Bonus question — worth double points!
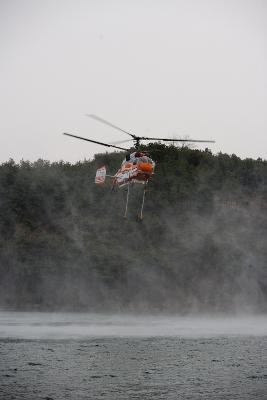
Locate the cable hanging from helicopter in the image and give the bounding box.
[63,115,215,220]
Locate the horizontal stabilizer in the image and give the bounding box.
[95,166,106,185]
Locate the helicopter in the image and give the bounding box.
[63,115,215,220]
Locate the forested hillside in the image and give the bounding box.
[1,144,267,313]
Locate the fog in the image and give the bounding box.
[55,196,267,314]
[1,153,267,314]
[1,312,267,339]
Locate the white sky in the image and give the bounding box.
[0,0,266,163]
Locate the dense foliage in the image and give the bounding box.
[1,144,267,313]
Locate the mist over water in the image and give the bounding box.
[1,312,267,339]
[1,312,267,400]
[2,197,267,314]
[1,151,267,315]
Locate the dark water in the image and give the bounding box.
[0,312,267,400]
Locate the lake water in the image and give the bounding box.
[0,312,267,399]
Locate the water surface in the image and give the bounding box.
[0,312,267,399]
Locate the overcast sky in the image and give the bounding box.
[0,0,266,163]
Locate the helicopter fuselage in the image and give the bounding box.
[112,154,155,187]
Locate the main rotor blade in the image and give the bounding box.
[110,139,133,145]
[139,137,215,143]
[63,133,129,151]
[86,114,136,138]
